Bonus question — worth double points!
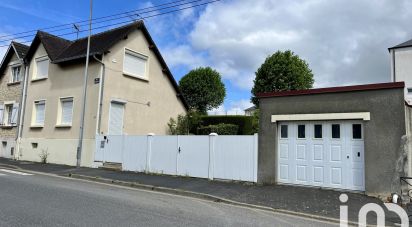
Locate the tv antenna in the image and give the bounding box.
[73,23,81,39]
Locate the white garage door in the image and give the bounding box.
[277,121,365,191]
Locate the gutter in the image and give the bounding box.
[16,58,29,159]
[93,54,105,134]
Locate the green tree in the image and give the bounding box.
[251,50,314,106]
[179,67,226,114]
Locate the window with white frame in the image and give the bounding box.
[59,97,73,125]
[123,49,148,79]
[33,100,46,126]
[34,57,49,80]
[10,65,22,83]
[1,103,18,126]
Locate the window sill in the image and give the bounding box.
[30,125,44,128]
[31,77,48,83]
[55,124,72,128]
[7,81,21,86]
[123,72,149,82]
[0,125,16,129]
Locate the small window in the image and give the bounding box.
[34,100,46,126]
[408,88,412,94]
[59,98,74,125]
[35,57,49,80]
[31,143,38,149]
[352,124,362,139]
[298,125,305,138]
[280,125,288,138]
[11,65,22,83]
[123,49,148,79]
[332,124,340,139]
[314,124,322,138]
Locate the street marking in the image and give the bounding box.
[0,169,33,176]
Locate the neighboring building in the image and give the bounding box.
[389,38,412,104]
[257,82,410,196]
[18,21,187,167]
[0,42,29,159]
[244,106,256,116]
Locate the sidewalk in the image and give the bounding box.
[0,158,407,225]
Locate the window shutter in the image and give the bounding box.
[11,103,19,125]
[124,52,147,78]
[36,59,49,79]
[61,100,73,124]
[35,102,45,125]
[0,104,4,125]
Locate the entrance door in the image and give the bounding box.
[108,102,125,135]
[277,121,365,191]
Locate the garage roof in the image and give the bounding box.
[257,82,405,98]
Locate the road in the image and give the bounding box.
[0,168,337,227]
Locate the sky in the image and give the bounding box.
[0,0,412,115]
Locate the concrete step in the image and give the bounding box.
[99,162,122,171]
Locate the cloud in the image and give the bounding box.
[178,0,412,90]
[162,45,206,69]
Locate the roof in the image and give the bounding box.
[244,106,256,111]
[0,41,29,76]
[389,38,412,50]
[24,21,188,109]
[257,82,405,98]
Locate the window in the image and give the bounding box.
[408,88,412,94]
[352,124,362,139]
[34,57,49,80]
[332,124,340,139]
[10,65,22,83]
[314,124,322,138]
[123,49,148,79]
[280,125,288,138]
[298,125,305,138]
[33,100,45,126]
[1,103,18,126]
[59,98,73,125]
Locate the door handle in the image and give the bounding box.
[357,152,360,157]
[347,155,349,159]
[178,147,181,153]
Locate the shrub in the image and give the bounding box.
[197,123,239,135]
[199,115,254,135]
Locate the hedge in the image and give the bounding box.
[199,115,255,135]
[197,123,239,135]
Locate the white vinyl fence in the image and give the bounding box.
[95,134,258,182]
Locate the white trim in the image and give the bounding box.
[33,56,49,80]
[271,112,370,123]
[56,96,74,127]
[31,99,46,127]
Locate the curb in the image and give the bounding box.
[67,173,360,226]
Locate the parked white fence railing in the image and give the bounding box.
[95,134,258,182]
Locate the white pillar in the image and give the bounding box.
[146,133,155,173]
[208,133,218,180]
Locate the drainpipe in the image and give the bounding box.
[93,54,105,134]
[15,59,29,160]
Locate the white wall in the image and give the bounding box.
[96,134,258,182]
[393,47,412,103]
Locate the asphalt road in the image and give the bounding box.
[0,169,337,227]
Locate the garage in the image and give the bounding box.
[277,121,365,191]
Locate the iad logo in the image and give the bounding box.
[339,194,409,227]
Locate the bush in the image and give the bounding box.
[197,123,239,135]
[199,115,254,135]
[167,110,203,135]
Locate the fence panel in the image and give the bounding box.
[149,136,178,175]
[104,135,124,163]
[122,136,148,172]
[177,135,210,178]
[213,135,258,182]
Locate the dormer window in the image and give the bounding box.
[34,56,49,80]
[10,65,22,83]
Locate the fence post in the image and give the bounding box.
[253,133,258,182]
[146,133,154,173]
[208,133,218,180]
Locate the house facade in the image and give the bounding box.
[17,21,187,167]
[389,38,412,104]
[0,42,29,159]
[257,82,410,196]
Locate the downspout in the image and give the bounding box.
[16,59,29,160]
[391,49,396,82]
[93,54,105,134]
